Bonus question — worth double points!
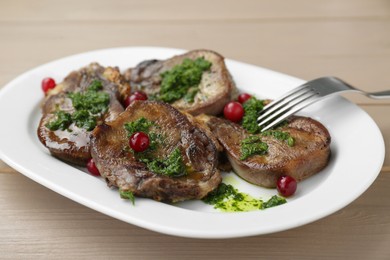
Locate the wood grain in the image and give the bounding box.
[0,0,389,259]
[0,173,389,259]
[1,0,390,22]
[1,20,390,104]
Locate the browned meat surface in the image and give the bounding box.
[90,100,221,202]
[204,116,331,188]
[124,49,237,116]
[37,63,130,165]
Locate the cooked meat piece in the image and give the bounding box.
[90,100,221,202]
[191,114,233,172]
[204,116,331,188]
[186,113,223,152]
[124,49,237,116]
[37,63,130,166]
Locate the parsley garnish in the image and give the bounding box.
[123,118,187,177]
[202,183,287,212]
[68,80,109,115]
[119,189,135,205]
[46,111,72,131]
[155,57,212,103]
[262,195,287,209]
[124,117,154,136]
[141,148,187,177]
[242,97,264,134]
[240,135,268,160]
[262,130,295,147]
[46,80,110,131]
[238,96,294,160]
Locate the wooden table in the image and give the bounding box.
[1,0,389,259]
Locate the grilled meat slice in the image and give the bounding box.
[37,63,130,165]
[124,49,237,116]
[204,116,331,188]
[191,114,232,172]
[90,101,221,202]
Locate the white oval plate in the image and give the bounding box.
[0,47,385,238]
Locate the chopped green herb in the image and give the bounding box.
[240,135,268,160]
[68,85,110,115]
[203,183,287,212]
[261,195,287,209]
[45,80,110,131]
[124,117,154,137]
[262,130,295,147]
[183,87,199,103]
[71,110,97,131]
[147,132,162,151]
[242,97,264,134]
[141,148,187,177]
[287,136,294,146]
[241,95,294,140]
[155,57,212,103]
[119,189,135,205]
[202,183,238,205]
[87,79,103,92]
[124,117,160,154]
[45,110,72,131]
[123,118,185,177]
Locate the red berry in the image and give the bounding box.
[277,176,297,197]
[41,77,56,94]
[223,101,244,123]
[129,132,150,152]
[125,91,148,107]
[87,158,100,176]
[238,93,252,104]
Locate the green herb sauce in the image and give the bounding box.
[124,117,154,136]
[239,96,295,160]
[46,110,73,131]
[141,148,187,177]
[242,97,265,134]
[46,80,110,131]
[119,189,135,205]
[262,195,287,209]
[155,57,212,103]
[71,110,97,130]
[183,86,199,103]
[124,117,187,177]
[240,135,268,160]
[124,117,161,151]
[262,130,295,147]
[68,80,109,115]
[202,183,287,212]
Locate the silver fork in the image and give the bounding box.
[257,76,390,132]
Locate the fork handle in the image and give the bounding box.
[367,90,390,99]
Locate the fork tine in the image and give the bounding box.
[260,95,321,132]
[257,91,318,128]
[257,87,314,122]
[260,83,310,112]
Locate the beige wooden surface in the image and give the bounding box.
[0,0,389,259]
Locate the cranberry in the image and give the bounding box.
[223,101,244,123]
[237,93,252,104]
[87,158,100,176]
[277,175,297,197]
[125,91,148,107]
[129,132,150,152]
[41,77,56,94]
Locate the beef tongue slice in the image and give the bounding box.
[204,115,331,188]
[37,63,130,166]
[125,49,237,116]
[90,100,221,202]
